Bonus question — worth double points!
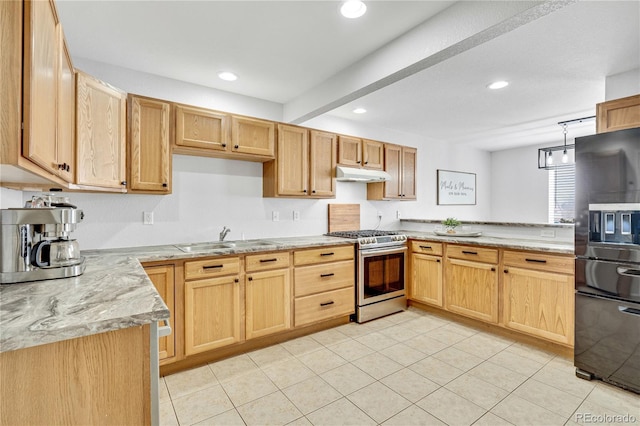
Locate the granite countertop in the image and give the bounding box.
[1,232,573,353]
[404,231,574,254]
[0,236,353,353]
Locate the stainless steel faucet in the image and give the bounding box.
[219,226,231,241]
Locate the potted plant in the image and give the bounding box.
[442,217,461,234]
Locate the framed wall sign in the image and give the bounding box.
[437,169,476,205]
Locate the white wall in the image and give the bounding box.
[6,62,492,250]
[490,143,550,223]
[605,68,640,101]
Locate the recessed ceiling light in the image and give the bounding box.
[353,107,367,114]
[487,80,509,90]
[341,0,367,19]
[218,71,238,82]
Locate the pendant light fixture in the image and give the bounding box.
[538,116,595,170]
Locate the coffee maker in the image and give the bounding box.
[0,195,85,284]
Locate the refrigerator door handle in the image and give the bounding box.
[618,306,640,316]
[616,267,640,277]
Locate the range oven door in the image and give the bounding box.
[358,246,406,306]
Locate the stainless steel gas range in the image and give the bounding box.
[326,230,407,323]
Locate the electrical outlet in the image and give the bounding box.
[541,229,555,238]
[143,211,154,225]
[396,210,401,219]
[272,211,279,222]
[293,210,300,221]
[377,211,383,219]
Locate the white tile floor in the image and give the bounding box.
[159,308,640,426]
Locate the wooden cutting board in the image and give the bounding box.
[328,204,360,232]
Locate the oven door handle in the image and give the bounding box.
[616,267,640,277]
[359,246,408,256]
[618,306,640,316]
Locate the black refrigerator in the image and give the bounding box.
[574,126,640,394]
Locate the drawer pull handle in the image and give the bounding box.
[320,273,335,278]
[203,265,224,269]
[436,259,441,263]
[234,278,239,283]
[320,301,335,307]
[259,258,278,263]
[462,250,478,255]
[420,245,432,250]
[320,252,335,257]
[491,267,496,272]
[525,258,547,264]
[248,276,253,281]
[504,269,509,273]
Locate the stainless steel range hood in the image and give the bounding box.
[336,166,391,182]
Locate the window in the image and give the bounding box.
[548,165,575,223]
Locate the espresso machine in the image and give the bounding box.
[0,195,85,284]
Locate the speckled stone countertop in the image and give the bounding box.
[401,218,574,228]
[0,236,353,353]
[404,231,574,254]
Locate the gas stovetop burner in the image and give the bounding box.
[326,230,407,249]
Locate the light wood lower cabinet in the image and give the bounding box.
[144,264,176,362]
[502,250,575,346]
[184,274,242,355]
[445,245,499,323]
[0,325,150,425]
[245,268,291,339]
[293,245,355,327]
[410,253,443,307]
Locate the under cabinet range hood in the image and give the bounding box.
[336,166,391,182]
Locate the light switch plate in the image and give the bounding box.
[272,211,279,222]
[293,211,300,221]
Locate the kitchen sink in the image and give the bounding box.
[174,240,276,253]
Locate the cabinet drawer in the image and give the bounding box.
[410,241,443,256]
[446,245,498,264]
[295,260,354,297]
[503,250,574,274]
[184,257,240,280]
[294,245,354,266]
[295,287,355,327]
[245,251,290,272]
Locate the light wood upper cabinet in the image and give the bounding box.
[175,104,229,151]
[76,71,127,190]
[245,268,291,339]
[596,94,640,133]
[20,0,75,183]
[263,125,336,198]
[338,136,383,170]
[144,264,176,361]
[310,130,337,197]
[502,250,575,346]
[231,115,275,157]
[367,144,417,201]
[128,95,171,193]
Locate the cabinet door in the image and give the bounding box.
[76,71,126,189]
[22,0,58,176]
[383,144,402,199]
[410,253,443,307]
[503,267,574,345]
[129,96,171,193]
[401,147,417,200]
[145,265,175,361]
[309,130,336,197]
[184,276,241,355]
[56,34,75,183]
[337,136,362,167]
[362,140,384,170]
[276,124,308,196]
[231,116,275,157]
[175,105,229,151]
[596,94,640,134]
[445,258,498,323]
[246,269,291,339]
